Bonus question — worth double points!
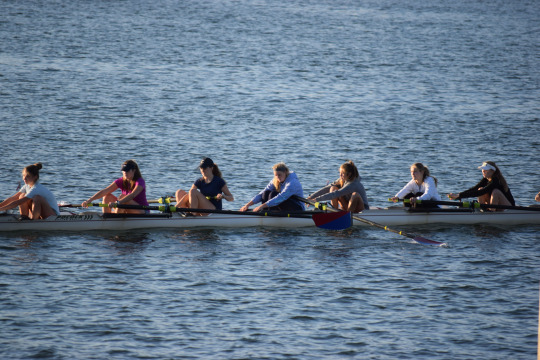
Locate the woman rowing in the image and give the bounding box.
[240,162,304,212]
[0,162,60,219]
[175,157,234,214]
[307,160,369,212]
[448,161,515,210]
[82,159,149,214]
[390,163,441,206]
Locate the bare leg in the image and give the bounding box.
[102,194,117,213]
[478,193,491,205]
[330,185,340,209]
[118,199,146,214]
[176,189,189,208]
[189,188,216,216]
[348,192,365,213]
[337,196,349,211]
[30,195,56,219]
[18,193,31,217]
[490,189,511,211]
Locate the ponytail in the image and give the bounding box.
[484,161,509,192]
[212,164,222,178]
[23,162,43,180]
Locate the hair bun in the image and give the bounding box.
[34,162,43,170]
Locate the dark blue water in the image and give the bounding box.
[1,0,539,358]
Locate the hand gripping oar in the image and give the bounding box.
[67,202,352,230]
[296,196,446,246]
[394,199,540,212]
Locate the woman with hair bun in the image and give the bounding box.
[82,159,149,214]
[390,163,441,206]
[307,161,369,212]
[175,157,234,214]
[240,162,304,212]
[448,161,515,209]
[0,162,60,219]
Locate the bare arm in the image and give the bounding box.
[0,193,28,212]
[0,192,23,209]
[217,184,234,202]
[82,182,118,207]
[118,183,143,204]
[240,200,254,212]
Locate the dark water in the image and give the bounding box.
[1,0,539,358]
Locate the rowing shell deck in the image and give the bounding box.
[0,208,539,232]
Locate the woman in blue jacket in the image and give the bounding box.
[240,162,305,212]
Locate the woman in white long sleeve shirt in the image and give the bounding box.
[390,163,441,205]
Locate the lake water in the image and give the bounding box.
[0,0,539,358]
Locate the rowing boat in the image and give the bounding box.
[0,207,538,232]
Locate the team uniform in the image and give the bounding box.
[19,182,60,215]
[250,172,305,211]
[194,176,227,210]
[309,177,370,210]
[457,177,515,206]
[394,176,441,202]
[114,177,149,206]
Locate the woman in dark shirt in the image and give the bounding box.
[448,161,515,210]
[175,158,234,214]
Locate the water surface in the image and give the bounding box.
[0,0,538,358]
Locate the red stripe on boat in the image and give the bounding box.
[312,211,352,230]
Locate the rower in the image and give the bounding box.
[0,162,60,219]
[240,162,304,212]
[390,163,441,207]
[448,161,515,211]
[174,157,234,215]
[82,159,149,214]
[307,160,369,212]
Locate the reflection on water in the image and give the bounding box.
[101,232,153,255]
[470,225,510,239]
[172,229,221,243]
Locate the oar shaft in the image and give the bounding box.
[148,196,175,204]
[80,202,315,218]
[59,203,107,208]
[399,199,540,212]
[295,196,445,246]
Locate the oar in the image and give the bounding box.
[59,198,174,207]
[296,196,446,246]
[148,196,175,204]
[58,203,86,208]
[394,199,540,212]
[147,195,230,204]
[61,202,352,230]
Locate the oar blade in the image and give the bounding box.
[412,236,446,247]
[312,211,352,230]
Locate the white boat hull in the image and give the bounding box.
[0,208,538,232]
